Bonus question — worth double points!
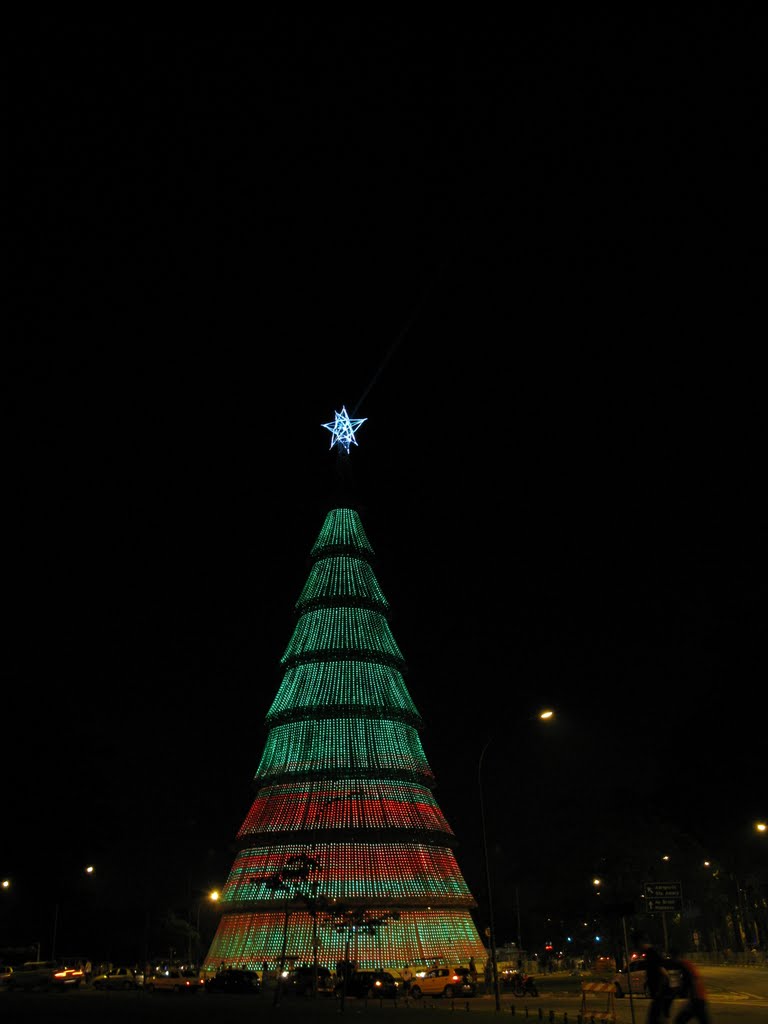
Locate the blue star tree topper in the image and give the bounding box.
[321,406,367,454]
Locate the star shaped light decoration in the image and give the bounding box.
[321,406,367,454]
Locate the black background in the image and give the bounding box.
[5,12,766,953]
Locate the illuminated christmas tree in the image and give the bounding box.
[202,412,486,973]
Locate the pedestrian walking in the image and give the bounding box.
[401,965,413,994]
[641,944,673,1024]
[484,958,493,994]
[669,952,711,1024]
[468,956,477,985]
[84,959,92,985]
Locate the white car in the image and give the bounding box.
[7,961,84,990]
[613,956,681,998]
[410,966,477,999]
[145,967,204,994]
[92,965,144,990]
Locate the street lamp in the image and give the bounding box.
[51,865,95,961]
[478,709,555,1012]
[194,890,219,961]
[478,738,501,1012]
[198,889,219,930]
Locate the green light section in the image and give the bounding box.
[280,605,405,665]
[255,718,434,784]
[267,660,419,722]
[298,553,389,611]
[310,507,375,557]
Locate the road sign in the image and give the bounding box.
[644,881,682,913]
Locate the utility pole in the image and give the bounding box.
[478,740,501,1012]
[516,885,522,952]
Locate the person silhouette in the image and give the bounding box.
[641,944,673,1024]
[668,950,711,1024]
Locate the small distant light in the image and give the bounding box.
[662,854,670,862]
[1,879,9,890]
[85,865,94,875]
[756,822,767,833]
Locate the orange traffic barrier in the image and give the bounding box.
[580,980,617,1022]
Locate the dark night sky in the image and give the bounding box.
[5,13,766,943]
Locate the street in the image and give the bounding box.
[1,966,766,1024]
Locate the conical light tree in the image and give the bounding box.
[202,413,486,973]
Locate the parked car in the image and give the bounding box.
[336,970,401,999]
[204,968,261,994]
[613,955,681,998]
[6,961,84,991]
[144,967,204,993]
[410,966,477,999]
[92,965,144,990]
[280,965,334,996]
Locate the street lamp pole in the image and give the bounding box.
[51,902,59,962]
[194,889,219,965]
[515,885,522,952]
[478,738,501,1012]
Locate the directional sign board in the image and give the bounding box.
[644,881,682,913]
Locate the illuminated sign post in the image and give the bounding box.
[644,882,682,952]
[644,882,682,913]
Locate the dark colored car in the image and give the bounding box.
[280,965,334,996]
[336,970,401,999]
[205,968,261,994]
